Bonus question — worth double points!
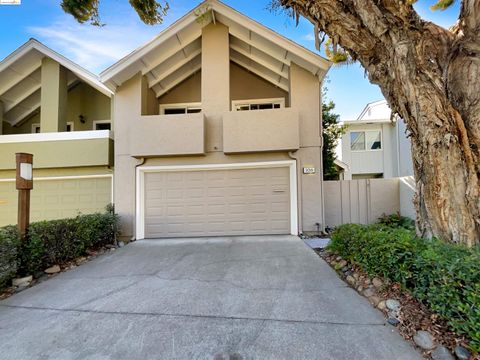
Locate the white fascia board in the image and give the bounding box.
[0,39,113,98]
[99,3,206,83]
[210,0,331,73]
[99,0,331,84]
[342,118,393,125]
[0,130,112,143]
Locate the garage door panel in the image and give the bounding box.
[144,166,291,238]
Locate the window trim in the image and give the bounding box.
[31,123,41,133]
[232,98,285,111]
[93,120,112,131]
[350,130,383,152]
[159,102,202,115]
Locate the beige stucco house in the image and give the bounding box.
[0,39,114,226]
[100,0,330,240]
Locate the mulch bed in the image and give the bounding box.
[315,248,478,360]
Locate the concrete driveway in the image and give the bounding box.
[0,236,421,360]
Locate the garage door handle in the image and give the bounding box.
[273,190,286,193]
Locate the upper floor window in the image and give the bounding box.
[93,120,111,131]
[32,122,74,133]
[232,98,284,112]
[350,130,382,151]
[160,103,202,115]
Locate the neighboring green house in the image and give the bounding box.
[0,39,114,226]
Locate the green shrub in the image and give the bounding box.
[19,211,119,275]
[378,213,415,231]
[329,223,480,352]
[0,226,20,288]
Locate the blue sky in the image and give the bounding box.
[0,0,460,120]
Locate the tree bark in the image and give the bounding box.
[279,0,480,246]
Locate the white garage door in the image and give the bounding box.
[143,166,291,238]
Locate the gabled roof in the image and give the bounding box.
[0,39,112,126]
[356,99,391,121]
[100,0,330,96]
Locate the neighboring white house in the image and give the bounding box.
[338,100,414,180]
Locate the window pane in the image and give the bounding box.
[235,104,250,111]
[273,103,281,109]
[96,123,111,130]
[186,108,201,114]
[366,131,382,150]
[350,132,365,151]
[164,108,186,115]
[250,104,259,110]
[258,103,273,110]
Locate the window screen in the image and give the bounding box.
[366,131,381,150]
[350,132,365,151]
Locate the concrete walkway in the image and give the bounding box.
[0,236,421,360]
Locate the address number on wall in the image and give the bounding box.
[303,167,316,174]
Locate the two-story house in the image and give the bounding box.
[100,1,330,240]
[0,39,114,226]
[338,100,414,180]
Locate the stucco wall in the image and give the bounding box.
[0,167,112,227]
[113,23,324,239]
[156,63,289,110]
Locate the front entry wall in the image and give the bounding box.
[0,173,112,227]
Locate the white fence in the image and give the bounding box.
[324,176,415,228]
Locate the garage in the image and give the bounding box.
[139,163,296,238]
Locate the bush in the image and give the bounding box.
[0,210,119,288]
[0,226,20,288]
[20,212,119,275]
[329,223,480,352]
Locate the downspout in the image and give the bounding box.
[318,79,326,234]
[288,150,302,235]
[132,157,146,242]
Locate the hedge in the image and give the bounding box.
[0,210,119,289]
[0,226,20,288]
[329,222,480,352]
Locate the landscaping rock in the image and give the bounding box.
[377,300,386,311]
[387,318,400,326]
[118,241,125,248]
[44,265,61,274]
[372,277,383,288]
[364,278,371,285]
[363,287,375,297]
[346,275,356,285]
[431,346,455,360]
[75,257,87,265]
[106,244,116,249]
[357,285,363,292]
[413,330,436,350]
[338,260,347,268]
[353,272,360,280]
[341,266,349,273]
[454,346,470,360]
[336,256,342,261]
[368,295,381,306]
[386,299,401,311]
[344,270,353,277]
[12,275,32,287]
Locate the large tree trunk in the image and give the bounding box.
[279,0,480,246]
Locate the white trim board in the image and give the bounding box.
[0,130,112,143]
[135,160,298,240]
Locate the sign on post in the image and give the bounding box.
[16,153,33,238]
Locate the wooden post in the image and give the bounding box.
[16,153,33,238]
